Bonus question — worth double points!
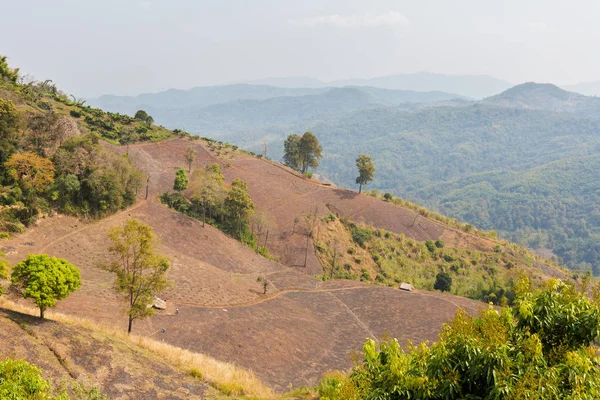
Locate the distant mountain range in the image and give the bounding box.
[482,82,600,118]
[89,80,600,272]
[241,72,512,99]
[563,81,600,97]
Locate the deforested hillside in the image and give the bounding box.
[0,55,573,396]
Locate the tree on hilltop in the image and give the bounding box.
[355,154,375,194]
[11,254,81,319]
[283,132,322,173]
[101,219,171,333]
[134,109,154,126]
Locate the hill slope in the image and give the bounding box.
[482,82,600,117]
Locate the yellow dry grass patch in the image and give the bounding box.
[0,298,276,399]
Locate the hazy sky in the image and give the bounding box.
[2,0,600,97]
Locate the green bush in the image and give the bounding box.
[320,279,600,399]
[425,240,436,253]
[69,109,81,118]
[351,226,372,247]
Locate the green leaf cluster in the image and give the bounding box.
[11,254,81,318]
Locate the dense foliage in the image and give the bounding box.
[11,254,81,319]
[0,55,158,232]
[283,131,323,173]
[0,358,107,400]
[318,278,600,400]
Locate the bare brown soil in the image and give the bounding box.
[0,137,493,391]
[0,308,207,399]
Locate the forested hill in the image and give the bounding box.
[314,104,600,271]
[89,76,600,273]
[482,82,600,117]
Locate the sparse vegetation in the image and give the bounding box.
[257,275,269,294]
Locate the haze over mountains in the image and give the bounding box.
[89,78,600,274]
[240,72,512,99]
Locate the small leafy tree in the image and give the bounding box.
[257,275,269,294]
[189,169,226,226]
[224,178,255,236]
[283,134,302,170]
[184,146,196,173]
[173,168,188,192]
[298,132,322,173]
[11,254,81,319]
[355,154,375,194]
[134,110,149,121]
[102,219,171,333]
[434,271,452,292]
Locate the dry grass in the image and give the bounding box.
[0,298,276,399]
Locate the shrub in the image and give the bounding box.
[434,271,452,292]
[383,192,393,201]
[435,239,444,248]
[360,268,371,281]
[303,171,313,179]
[425,240,436,253]
[0,359,52,399]
[351,227,372,247]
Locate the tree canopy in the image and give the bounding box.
[173,168,188,192]
[102,219,171,333]
[355,154,375,194]
[283,132,322,173]
[11,254,81,318]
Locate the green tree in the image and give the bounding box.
[283,132,323,173]
[298,132,322,173]
[355,154,375,194]
[434,271,452,292]
[102,219,171,333]
[189,168,226,226]
[134,110,149,121]
[283,133,302,170]
[0,55,19,84]
[184,146,196,173]
[173,168,188,192]
[11,254,81,319]
[224,178,255,236]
